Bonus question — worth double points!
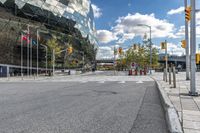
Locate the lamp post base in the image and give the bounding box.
[189,91,199,97]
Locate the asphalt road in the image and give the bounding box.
[0,73,168,133]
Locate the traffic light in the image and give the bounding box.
[118,47,123,55]
[185,6,191,22]
[181,40,186,48]
[133,44,138,50]
[163,56,167,61]
[114,47,118,55]
[67,46,73,55]
[196,54,200,64]
[161,42,166,49]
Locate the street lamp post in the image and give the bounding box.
[184,0,190,80]
[189,0,198,96]
[137,24,152,74]
[53,49,69,76]
[40,44,48,76]
[36,29,49,77]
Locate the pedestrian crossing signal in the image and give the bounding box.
[185,6,191,22]
[161,42,166,49]
[196,54,200,64]
[67,46,73,55]
[181,40,186,48]
[118,47,123,55]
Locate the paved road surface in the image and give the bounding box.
[0,72,168,133]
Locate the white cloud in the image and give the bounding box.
[112,13,175,42]
[97,30,117,44]
[91,4,102,18]
[160,43,185,56]
[167,7,184,15]
[197,12,200,25]
[96,45,121,59]
[96,46,114,59]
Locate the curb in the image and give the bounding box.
[153,78,183,133]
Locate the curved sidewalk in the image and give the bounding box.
[152,72,200,133]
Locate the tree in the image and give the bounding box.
[46,38,62,67]
[124,43,159,69]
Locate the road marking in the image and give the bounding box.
[98,81,105,83]
[119,81,125,84]
[81,81,88,83]
[136,81,143,84]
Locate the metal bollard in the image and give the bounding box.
[169,67,172,85]
[172,66,176,88]
[163,68,166,81]
[165,68,168,82]
[7,73,10,81]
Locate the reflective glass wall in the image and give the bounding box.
[0,0,97,45]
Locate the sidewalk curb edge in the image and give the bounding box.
[152,77,183,133]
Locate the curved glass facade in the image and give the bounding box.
[0,0,97,45]
[0,0,97,76]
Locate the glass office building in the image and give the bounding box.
[0,0,97,76]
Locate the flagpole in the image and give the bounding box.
[30,38,32,76]
[21,33,23,78]
[27,25,30,77]
[37,29,39,77]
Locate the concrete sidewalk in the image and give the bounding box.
[153,72,200,133]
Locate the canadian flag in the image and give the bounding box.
[21,33,30,44]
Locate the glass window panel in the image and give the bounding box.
[0,0,7,4]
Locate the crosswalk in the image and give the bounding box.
[78,81,145,84]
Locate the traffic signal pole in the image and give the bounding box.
[165,40,168,82]
[184,0,190,80]
[189,0,198,96]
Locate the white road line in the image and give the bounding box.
[119,81,125,84]
[80,81,88,83]
[136,81,143,84]
[98,81,105,83]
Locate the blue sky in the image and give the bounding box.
[91,0,200,59]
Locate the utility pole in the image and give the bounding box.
[149,27,152,75]
[185,0,190,80]
[114,46,117,75]
[189,0,198,96]
[52,49,55,76]
[165,40,168,82]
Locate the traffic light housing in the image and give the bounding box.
[133,44,138,50]
[67,46,73,55]
[181,40,186,48]
[163,56,168,61]
[161,42,166,49]
[114,48,118,55]
[118,47,123,55]
[196,54,200,64]
[185,6,191,22]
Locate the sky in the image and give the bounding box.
[91,0,200,59]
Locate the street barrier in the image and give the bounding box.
[144,69,147,75]
[129,70,132,75]
[140,70,143,75]
[169,67,172,85]
[135,70,138,76]
[163,68,166,81]
[172,66,176,88]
